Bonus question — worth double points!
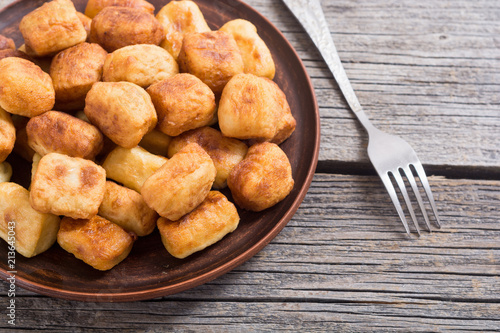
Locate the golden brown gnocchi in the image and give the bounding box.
[50,42,108,111]
[0,0,296,270]
[228,142,294,212]
[57,215,135,271]
[98,181,158,237]
[30,153,106,219]
[0,49,33,62]
[102,146,168,193]
[11,116,35,162]
[103,44,178,88]
[0,57,55,118]
[139,129,172,156]
[0,106,15,163]
[218,73,296,144]
[157,191,239,259]
[156,0,211,60]
[89,6,164,52]
[0,182,60,258]
[168,126,248,189]
[84,81,157,148]
[219,19,275,80]
[19,0,87,57]
[178,31,244,94]
[141,143,216,221]
[84,0,155,18]
[26,111,104,160]
[76,12,92,41]
[146,73,216,136]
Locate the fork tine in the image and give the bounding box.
[412,162,441,228]
[403,166,431,231]
[379,173,411,235]
[392,170,420,236]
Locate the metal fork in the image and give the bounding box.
[282,0,441,235]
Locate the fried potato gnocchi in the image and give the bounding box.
[139,129,171,156]
[218,73,296,144]
[168,127,248,189]
[178,31,244,94]
[76,12,92,40]
[57,215,135,271]
[98,181,158,236]
[0,162,12,183]
[141,143,216,221]
[30,153,106,219]
[228,142,294,212]
[89,6,164,52]
[19,0,87,57]
[103,44,178,88]
[84,0,155,18]
[84,81,157,148]
[0,57,55,117]
[146,73,216,136]
[0,35,15,50]
[0,106,15,163]
[0,0,297,267]
[0,182,60,258]
[50,42,108,111]
[157,191,239,259]
[220,19,275,80]
[26,111,104,160]
[102,146,168,193]
[156,0,211,60]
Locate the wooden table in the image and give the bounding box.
[1,0,499,331]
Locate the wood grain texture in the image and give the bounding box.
[0,174,499,331]
[0,0,499,331]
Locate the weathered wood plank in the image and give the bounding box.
[1,174,498,331]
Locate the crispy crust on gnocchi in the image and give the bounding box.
[218,73,296,144]
[0,57,55,118]
[98,181,158,236]
[0,182,60,258]
[89,6,164,52]
[219,19,275,79]
[228,142,294,212]
[30,153,106,219]
[84,81,157,148]
[26,111,104,160]
[19,0,87,57]
[178,31,244,94]
[57,215,135,271]
[157,191,239,259]
[168,126,248,189]
[156,0,210,60]
[141,143,216,221]
[146,73,216,136]
[0,106,15,163]
[84,0,155,19]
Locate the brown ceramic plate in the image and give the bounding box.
[0,0,320,302]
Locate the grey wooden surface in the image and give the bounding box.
[1,0,499,331]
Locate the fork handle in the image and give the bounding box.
[282,0,375,131]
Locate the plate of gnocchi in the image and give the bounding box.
[0,0,320,301]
